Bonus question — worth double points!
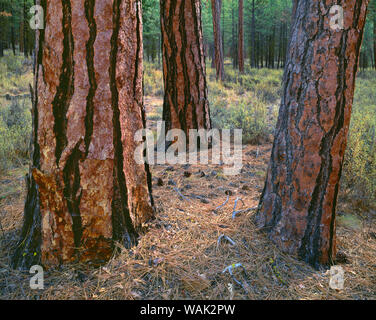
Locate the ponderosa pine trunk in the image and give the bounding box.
[250,0,256,68]
[238,0,244,73]
[256,0,369,268]
[12,0,154,270]
[160,0,211,135]
[211,0,225,81]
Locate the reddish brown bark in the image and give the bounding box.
[238,0,244,73]
[12,0,154,270]
[160,0,211,135]
[211,0,225,81]
[256,0,369,268]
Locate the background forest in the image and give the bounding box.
[0,0,375,300]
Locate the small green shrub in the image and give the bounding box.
[144,62,164,97]
[0,99,31,173]
[0,53,33,96]
[210,94,275,145]
[208,67,281,145]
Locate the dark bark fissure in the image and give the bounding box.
[63,144,83,250]
[110,0,138,248]
[84,0,97,157]
[53,0,84,255]
[52,1,74,166]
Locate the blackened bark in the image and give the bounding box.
[160,0,211,135]
[12,0,154,270]
[256,0,369,268]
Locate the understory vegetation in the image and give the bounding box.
[342,70,376,206]
[0,53,32,173]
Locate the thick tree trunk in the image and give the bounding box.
[211,0,225,81]
[160,0,211,135]
[238,0,244,73]
[256,0,369,268]
[12,0,154,270]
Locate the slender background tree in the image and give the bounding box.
[211,0,225,81]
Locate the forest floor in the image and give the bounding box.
[0,95,376,300]
[0,54,375,300]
